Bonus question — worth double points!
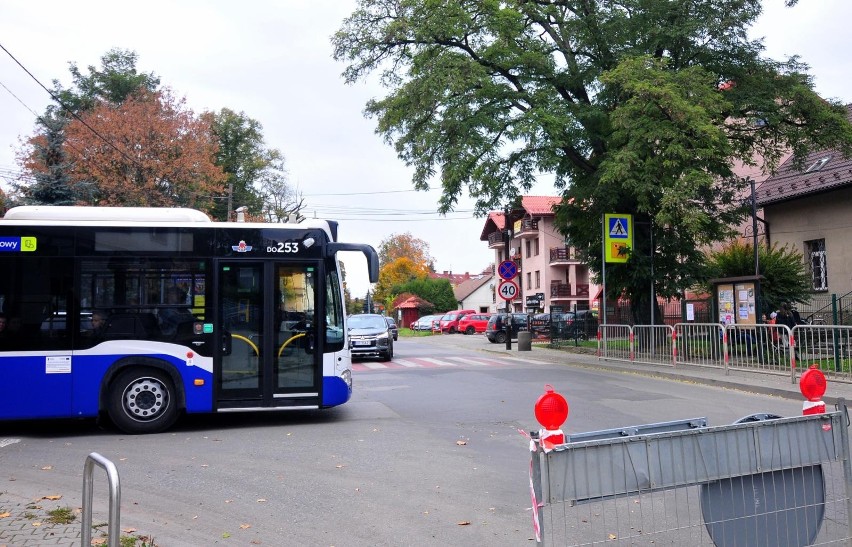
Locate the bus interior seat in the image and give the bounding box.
[104,313,161,340]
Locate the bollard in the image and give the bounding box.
[517,330,532,351]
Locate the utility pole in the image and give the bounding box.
[750,178,759,276]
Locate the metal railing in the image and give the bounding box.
[596,323,852,383]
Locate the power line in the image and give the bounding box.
[303,186,439,196]
[0,41,147,171]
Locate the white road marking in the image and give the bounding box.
[0,438,21,448]
[417,357,458,367]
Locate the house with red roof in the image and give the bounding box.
[755,106,852,297]
[480,196,599,314]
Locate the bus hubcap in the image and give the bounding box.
[123,378,168,420]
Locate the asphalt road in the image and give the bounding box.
[0,334,808,546]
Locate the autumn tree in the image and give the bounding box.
[378,232,433,269]
[334,0,852,322]
[28,88,227,208]
[16,49,160,205]
[373,256,430,307]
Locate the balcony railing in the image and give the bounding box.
[550,283,590,298]
[551,283,571,298]
[549,246,578,263]
[516,219,539,238]
[487,231,507,248]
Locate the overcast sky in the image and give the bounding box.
[1,0,850,297]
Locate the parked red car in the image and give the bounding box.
[436,309,476,333]
[457,313,492,334]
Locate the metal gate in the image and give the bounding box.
[529,404,852,546]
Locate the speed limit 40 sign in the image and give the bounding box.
[498,280,519,301]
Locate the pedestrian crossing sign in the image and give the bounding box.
[604,214,632,263]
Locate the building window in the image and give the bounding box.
[525,240,531,258]
[805,156,832,173]
[805,239,828,291]
[535,270,540,289]
[527,272,532,290]
[534,239,540,256]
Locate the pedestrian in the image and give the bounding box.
[768,311,779,347]
[791,305,803,325]
[777,304,799,360]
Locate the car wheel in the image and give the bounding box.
[382,342,394,361]
[465,326,476,335]
[107,368,179,434]
[449,326,456,334]
[495,332,507,344]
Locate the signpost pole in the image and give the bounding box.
[504,212,514,350]
[601,214,606,326]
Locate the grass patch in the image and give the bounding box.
[46,506,75,524]
[399,328,436,338]
[120,534,158,547]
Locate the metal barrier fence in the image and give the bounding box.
[597,323,852,383]
[529,404,852,546]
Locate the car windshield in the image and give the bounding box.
[348,315,387,329]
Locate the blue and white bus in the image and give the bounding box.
[0,206,378,433]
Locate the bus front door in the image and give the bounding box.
[217,261,320,409]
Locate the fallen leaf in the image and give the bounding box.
[222,532,231,538]
[251,541,262,545]
[0,511,11,518]
[122,527,137,533]
[456,440,467,446]
[91,538,107,545]
[32,522,42,527]
[457,521,471,526]
[240,523,251,529]
[42,495,62,501]
[41,466,53,471]
[608,533,617,540]
[256,498,267,503]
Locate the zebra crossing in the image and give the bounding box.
[352,354,548,372]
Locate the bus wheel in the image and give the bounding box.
[108,369,179,434]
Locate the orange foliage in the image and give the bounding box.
[42,89,226,208]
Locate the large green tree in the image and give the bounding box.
[208,109,267,220]
[334,0,852,322]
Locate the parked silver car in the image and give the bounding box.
[348,314,394,361]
